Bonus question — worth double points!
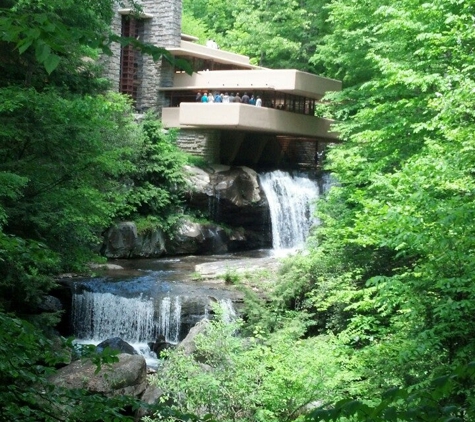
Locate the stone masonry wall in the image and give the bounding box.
[100,12,122,91]
[102,1,216,162]
[139,0,181,111]
[102,0,182,111]
[177,129,221,163]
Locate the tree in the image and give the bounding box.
[271,0,475,414]
[0,0,191,312]
[0,0,177,76]
[116,115,189,234]
[182,0,332,72]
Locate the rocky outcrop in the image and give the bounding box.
[185,165,270,234]
[101,222,166,258]
[101,165,271,258]
[49,353,147,397]
[165,220,261,255]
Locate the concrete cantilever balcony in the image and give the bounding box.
[162,103,339,140]
[163,69,341,101]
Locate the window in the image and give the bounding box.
[120,16,144,104]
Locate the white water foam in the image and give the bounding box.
[259,170,320,251]
[72,291,238,366]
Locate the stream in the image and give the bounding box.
[65,170,332,366]
[65,250,274,367]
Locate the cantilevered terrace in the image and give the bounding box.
[160,38,341,143]
[108,1,341,167]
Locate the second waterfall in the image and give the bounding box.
[259,170,321,251]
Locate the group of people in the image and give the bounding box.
[195,92,262,107]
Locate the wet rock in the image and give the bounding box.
[195,256,279,280]
[100,166,271,257]
[96,337,138,355]
[185,165,271,240]
[165,221,229,255]
[148,336,175,357]
[38,295,63,312]
[89,263,124,270]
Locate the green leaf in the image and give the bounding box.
[44,53,61,74]
[35,41,51,63]
[17,38,33,54]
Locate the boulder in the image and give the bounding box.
[96,337,138,355]
[38,295,63,312]
[176,319,210,358]
[165,221,228,255]
[185,165,271,238]
[136,384,166,418]
[101,222,166,258]
[100,165,272,258]
[148,336,175,357]
[49,353,147,397]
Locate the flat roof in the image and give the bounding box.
[167,41,260,70]
[181,33,199,42]
[118,8,153,18]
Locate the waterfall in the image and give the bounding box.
[219,298,237,323]
[72,291,156,343]
[72,291,238,345]
[259,170,320,250]
[158,296,182,343]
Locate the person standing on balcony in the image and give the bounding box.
[249,95,256,105]
[206,39,218,49]
[222,92,230,103]
[229,92,235,102]
[201,92,208,103]
[241,92,250,104]
[196,92,202,102]
[208,92,215,103]
[215,92,223,103]
[234,92,241,102]
[256,96,262,107]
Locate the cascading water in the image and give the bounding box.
[259,170,320,251]
[71,286,238,366]
[72,291,156,343]
[158,296,182,344]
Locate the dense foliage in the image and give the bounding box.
[182,0,329,73]
[148,315,354,422]
[271,0,475,419]
[0,312,145,421]
[180,0,475,420]
[0,0,189,311]
[115,118,189,235]
[0,1,189,420]
[2,0,475,420]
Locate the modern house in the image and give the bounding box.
[102,0,341,168]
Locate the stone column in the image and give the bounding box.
[140,0,182,113]
[100,10,122,91]
[101,0,182,112]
